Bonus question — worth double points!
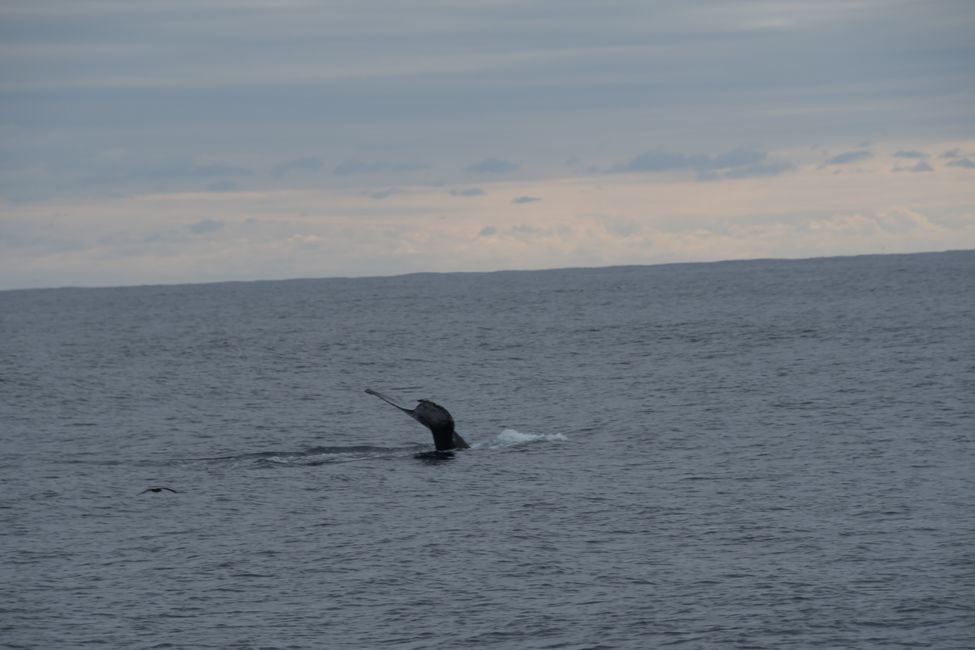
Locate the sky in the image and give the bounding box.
[1,0,974,289]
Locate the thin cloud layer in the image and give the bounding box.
[450,188,485,197]
[272,156,323,179]
[465,159,519,174]
[188,218,224,235]
[368,188,409,200]
[333,160,428,176]
[824,150,873,165]
[914,161,934,172]
[612,148,795,181]
[946,158,975,169]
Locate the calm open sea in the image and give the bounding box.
[2,251,973,649]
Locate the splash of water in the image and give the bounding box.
[473,428,568,449]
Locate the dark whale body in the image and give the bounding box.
[365,388,470,451]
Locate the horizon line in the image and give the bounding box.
[2,248,971,294]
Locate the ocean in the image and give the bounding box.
[2,251,973,649]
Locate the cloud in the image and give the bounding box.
[613,151,701,173]
[189,163,250,178]
[450,188,485,197]
[63,156,254,192]
[894,150,927,159]
[333,159,428,175]
[604,219,642,237]
[465,158,518,174]
[941,149,963,159]
[804,209,949,239]
[723,160,796,179]
[125,160,251,182]
[893,160,933,173]
[367,188,408,199]
[612,147,794,180]
[187,218,224,235]
[824,150,872,165]
[512,195,541,204]
[710,148,768,168]
[208,180,241,192]
[272,156,323,178]
[946,158,975,169]
[479,225,497,237]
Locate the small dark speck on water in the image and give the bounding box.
[139,487,180,494]
[1,251,974,649]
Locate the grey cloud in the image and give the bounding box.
[605,220,641,237]
[614,151,701,173]
[711,148,768,168]
[894,150,927,159]
[450,188,485,197]
[188,219,224,235]
[723,160,796,179]
[613,147,794,180]
[367,188,408,199]
[465,158,518,174]
[895,161,934,173]
[941,149,962,159]
[512,196,541,204]
[130,160,251,182]
[64,157,252,193]
[824,150,872,165]
[479,225,497,236]
[208,180,241,192]
[272,156,323,178]
[188,163,250,178]
[333,159,428,175]
[946,158,975,169]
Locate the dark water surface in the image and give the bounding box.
[2,252,974,649]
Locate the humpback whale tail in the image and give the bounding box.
[366,388,470,451]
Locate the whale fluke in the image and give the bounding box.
[366,388,470,451]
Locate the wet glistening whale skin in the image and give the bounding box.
[365,388,470,451]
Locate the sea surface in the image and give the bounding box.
[2,251,974,649]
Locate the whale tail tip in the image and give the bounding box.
[367,387,470,451]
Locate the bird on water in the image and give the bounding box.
[138,486,179,494]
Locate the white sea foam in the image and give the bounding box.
[473,428,568,449]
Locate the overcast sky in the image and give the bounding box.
[2,0,974,289]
